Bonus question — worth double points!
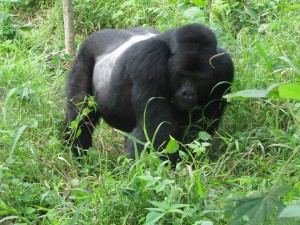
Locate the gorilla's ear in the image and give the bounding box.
[124,39,171,85]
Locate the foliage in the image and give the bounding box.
[224,82,300,100]
[0,0,299,224]
[0,0,52,41]
[71,0,192,35]
[225,184,294,225]
[279,204,300,219]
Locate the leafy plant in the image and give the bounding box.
[225,184,295,225]
[0,0,299,224]
[0,0,33,41]
[145,201,190,225]
[279,204,300,220]
[224,83,300,101]
[65,95,98,145]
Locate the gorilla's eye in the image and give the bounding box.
[181,74,190,80]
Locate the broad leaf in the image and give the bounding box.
[183,7,203,19]
[149,201,170,210]
[144,211,165,225]
[198,131,212,141]
[224,89,269,100]
[0,11,11,21]
[121,188,140,200]
[269,183,294,197]
[226,193,287,225]
[192,0,207,7]
[164,136,179,154]
[278,83,300,100]
[224,83,300,100]
[279,205,300,219]
[155,179,174,193]
[0,200,17,216]
[18,23,34,31]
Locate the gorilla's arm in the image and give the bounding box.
[122,38,182,158]
[197,48,234,133]
[65,40,100,155]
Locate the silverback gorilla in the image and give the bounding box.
[65,24,234,164]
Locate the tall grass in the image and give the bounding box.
[0,0,299,224]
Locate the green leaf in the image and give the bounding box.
[146,207,166,213]
[121,188,140,200]
[138,175,155,181]
[69,202,85,225]
[5,87,17,101]
[192,0,206,7]
[183,7,203,19]
[0,200,17,216]
[149,201,170,210]
[164,136,179,154]
[0,11,11,21]
[198,221,214,225]
[25,207,35,214]
[269,184,294,197]
[167,208,183,213]
[266,83,281,92]
[76,128,81,138]
[7,125,27,165]
[144,211,165,225]
[278,83,300,100]
[224,89,269,100]
[155,179,175,193]
[198,131,211,141]
[226,193,286,225]
[0,216,19,224]
[155,182,166,193]
[170,203,190,209]
[18,23,34,31]
[2,0,20,2]
[138,175,161,189]
[70,179,80,186]
[279,56,300,74]
[81,107,91,115]
[255,42,272,72]
[279,205,300,219]
[224,83,300,100]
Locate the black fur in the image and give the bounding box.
[65,24,234,164]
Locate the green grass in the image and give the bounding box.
[0,0,299,224]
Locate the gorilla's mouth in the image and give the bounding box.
[173,99,197,111]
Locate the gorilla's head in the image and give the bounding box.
[167,25,218,111]
[169,65,217,111]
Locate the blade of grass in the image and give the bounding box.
[7,125,27,165]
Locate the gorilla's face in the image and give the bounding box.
[169,53,216,111]
[172,73,215,111]
[173,75,198,110]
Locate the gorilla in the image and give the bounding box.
[65,24,234,164]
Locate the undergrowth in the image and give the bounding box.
[0,0,299,224]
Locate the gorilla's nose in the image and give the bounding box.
[183,90,195,101]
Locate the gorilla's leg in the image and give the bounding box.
[125,98,184,164]
[65,44,100,156]
[65,98,100,156]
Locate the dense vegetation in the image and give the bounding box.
[0,0,299,224]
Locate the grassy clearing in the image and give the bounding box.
[0,0,299,224]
